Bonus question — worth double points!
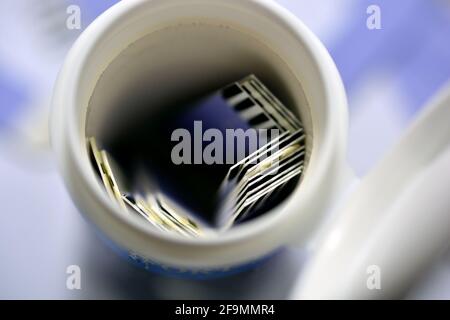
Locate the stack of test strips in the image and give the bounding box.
[88,137,203,237]
[216,76,305,228]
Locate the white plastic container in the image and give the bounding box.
[50,0,351,276]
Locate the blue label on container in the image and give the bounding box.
[95,226,273,280]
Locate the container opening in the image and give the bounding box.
[85,21,312,237]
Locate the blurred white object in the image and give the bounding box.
[292,81,450,299]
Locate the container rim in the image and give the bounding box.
[51,0,349,268]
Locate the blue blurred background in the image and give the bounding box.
[0,0,449,298]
